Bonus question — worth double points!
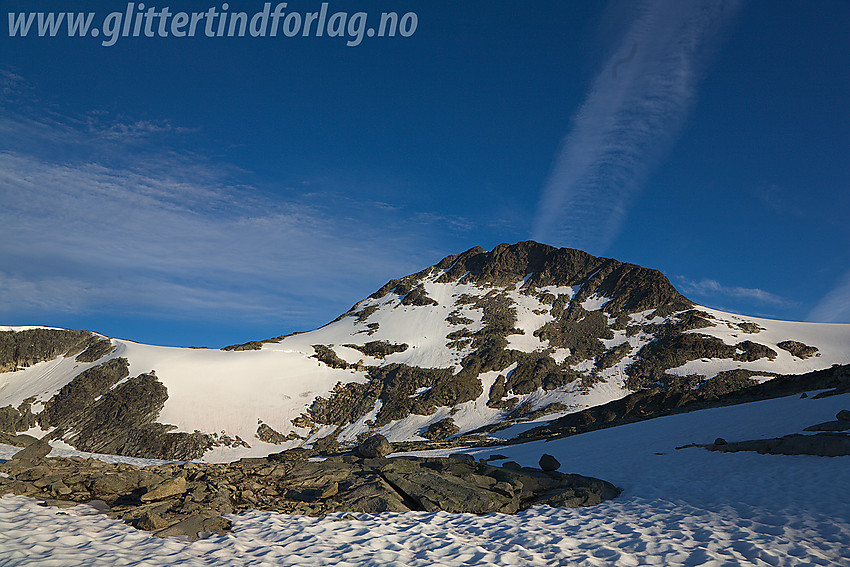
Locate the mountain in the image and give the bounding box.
[2,241,848,462]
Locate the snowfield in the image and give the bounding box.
[1,388,848,566]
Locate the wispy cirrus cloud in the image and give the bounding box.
[808,271,850,323]
[533,0,740,254]
[676,277,790,307]
[0,82,465,332]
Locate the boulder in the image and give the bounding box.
[356,434,393,458]
[154,513,231,539]
[137,510,171,531]
[837,410,850,422]
[538,454,561,471]
[142,476,188,502]
[11,439,51,461]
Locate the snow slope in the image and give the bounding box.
[1,387,848,566]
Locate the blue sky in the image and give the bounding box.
[1,0,848,347]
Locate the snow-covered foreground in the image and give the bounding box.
[1,391,849,566]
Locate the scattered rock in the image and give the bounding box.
[0,453,620,538]
[357,434,393,458]
[538,454,561,471]
[422,417,460,440]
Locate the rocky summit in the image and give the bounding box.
[1,241,849,463]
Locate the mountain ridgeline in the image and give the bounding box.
[0,242,842,461]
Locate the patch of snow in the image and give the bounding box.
[580,294,612,311]
[551,348,571,364]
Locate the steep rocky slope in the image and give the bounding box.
[1,242,848,461]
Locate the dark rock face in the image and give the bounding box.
[432,242,692,316]
[311,345,353,370]
[343,341,409,359]
[357,434,392,458]
[0,399,37,433]
[707,433,850,457]
[303,363,481,429]
[506,352,579,395]
[0,329,99,372]
[697,369,777,397]
[0,453,620,539]
[75,338,115,362]
[256,422,302,444]
[518,364,850,445]
[777,340,819,359]
[38,357,131,430]
[626,334,777,390]
[34,359,211,461]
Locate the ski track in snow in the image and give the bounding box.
[2,391,849,566]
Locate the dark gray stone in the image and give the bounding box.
[154,514,231,539]
[538,454,561,471]
[11,439,51,460]
[356,434,393,458]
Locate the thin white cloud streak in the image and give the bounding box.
[808,271,850,323]
[677,277,790,307]
[533,0,740,253]
[0,99,467,329]
[0,151,450,324]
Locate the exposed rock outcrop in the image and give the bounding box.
[0,453,620,539]
[777,340,819,359]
